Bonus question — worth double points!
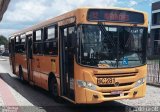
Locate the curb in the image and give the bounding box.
[147,83,160,87]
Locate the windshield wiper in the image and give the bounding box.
[98,22,116,48]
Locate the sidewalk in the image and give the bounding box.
[0,77,18,106]
[0,60,33,108]
[0,74,46,112]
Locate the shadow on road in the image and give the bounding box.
[0,73,133,112]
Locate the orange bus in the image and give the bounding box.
[9,7,148,104]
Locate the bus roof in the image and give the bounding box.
[10,7,147,37]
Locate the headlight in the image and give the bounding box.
[77,80,87,87]
[134,78,146,87]
[77,80,97,90]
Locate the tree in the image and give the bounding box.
[0,35,8,45]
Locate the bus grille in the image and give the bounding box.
[95,71,138,87]
[98,82,134,87]
[95,72,137,78]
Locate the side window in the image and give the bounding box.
[15,35,26,54]
[68,26,76,47]
[21,37,26,43]
[48,26,55,39]
[16,36,20,43]
[36,30,42,41]
[33,29,43,54]
[64,28,67,37]
[69,26,75,34]
[44,25,58,55]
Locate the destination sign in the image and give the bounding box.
[88,9,144,24]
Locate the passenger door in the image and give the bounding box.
[60,25,76,100]
[26,35,33,82]
[32,30,43,86]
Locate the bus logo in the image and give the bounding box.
[114,82,120,87]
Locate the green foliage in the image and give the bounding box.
[0,35,8,45]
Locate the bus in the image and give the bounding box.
[9,7,148,104]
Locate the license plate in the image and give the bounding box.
[111,91,123,95]
[97,78,115,85]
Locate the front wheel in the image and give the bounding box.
[49,77,61,102]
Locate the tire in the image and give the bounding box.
[19,66,24,82]
[49,76,61,102]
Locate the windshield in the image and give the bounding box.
[76,24,147,68]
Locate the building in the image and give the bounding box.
[150,1,160,56]
[0,0,10,21]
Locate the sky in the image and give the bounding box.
[0,0,159,38]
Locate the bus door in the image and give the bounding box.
[10,39,16,74]
[26,35,33,82]
[60,25,76,100]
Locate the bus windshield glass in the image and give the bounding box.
[77,24,147,68]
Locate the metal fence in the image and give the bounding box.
[147,60,160,85]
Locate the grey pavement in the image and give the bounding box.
[119,85,160,106]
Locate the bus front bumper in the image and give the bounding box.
[76,82,146,104]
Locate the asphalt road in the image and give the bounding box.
[0,57,159,112]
